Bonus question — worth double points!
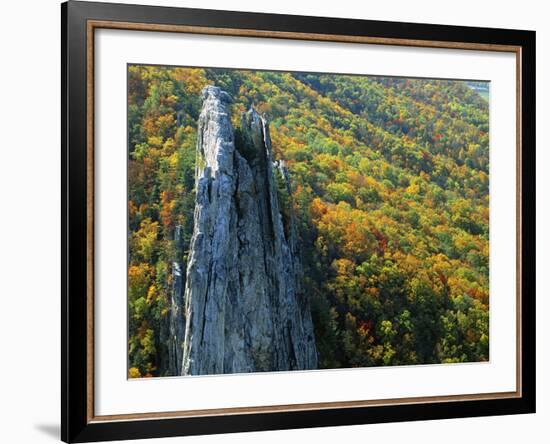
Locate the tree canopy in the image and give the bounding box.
[127,65,489,377]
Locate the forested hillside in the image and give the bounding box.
[127,65,489,377]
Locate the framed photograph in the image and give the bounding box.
[62,1,536,442]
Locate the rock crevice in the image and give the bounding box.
[179,85,317,375]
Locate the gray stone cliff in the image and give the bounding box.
[179,85,318,375]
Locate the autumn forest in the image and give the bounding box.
[128,65,490,377]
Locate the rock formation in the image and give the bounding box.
[168,225,186,376]
[178,85,318,375]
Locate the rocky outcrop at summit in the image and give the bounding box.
[179,85,318,375]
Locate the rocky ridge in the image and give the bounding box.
[170,85,317,375]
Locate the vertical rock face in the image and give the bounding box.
[180,86,317,375]
[168,225,186,376]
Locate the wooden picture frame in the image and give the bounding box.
[62,1,536,442]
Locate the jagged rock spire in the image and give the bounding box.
[180,86,317,375]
